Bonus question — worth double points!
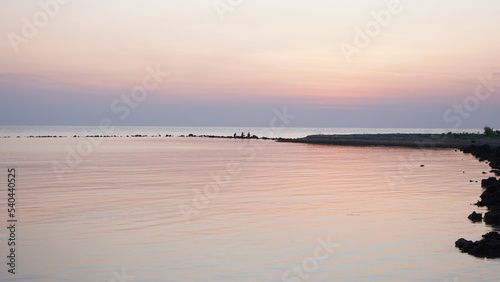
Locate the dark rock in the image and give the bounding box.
[484,207,500,225]
[482,177,498,188]
[477,186,500,208]
[468,211,483,222]
[479,144,492,155]
[482,231,500,240]
[455,238,473,250]
[455,143,500,258]
[462,145,477,153]
[492,161,500,170]
[455,232,500,258]
[486,182,500,193]
[461,145,500,170]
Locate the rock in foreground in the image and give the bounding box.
[475,177,500,209]
[484,207,500,225]
[455,232,500,258]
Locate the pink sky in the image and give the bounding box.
[1,0,499,127]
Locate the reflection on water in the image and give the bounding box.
[0,137,498,281]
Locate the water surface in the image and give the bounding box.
[0,137,498,281]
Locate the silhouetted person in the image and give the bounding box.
[247,132,250,138]
[234,133,237,138]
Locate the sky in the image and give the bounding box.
[1,0,499,128]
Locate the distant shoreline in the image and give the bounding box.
[0,134,279,140]
[277,134,500,149]
[3,133,500,149]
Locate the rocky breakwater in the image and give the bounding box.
[455,144,500,258]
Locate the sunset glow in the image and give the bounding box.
[1,0,499,127]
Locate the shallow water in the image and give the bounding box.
[0,137,499,281]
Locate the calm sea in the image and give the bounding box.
[0,126,498,281]
[0,126,482,139]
